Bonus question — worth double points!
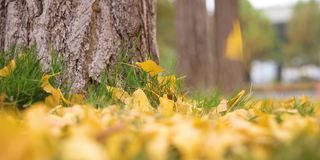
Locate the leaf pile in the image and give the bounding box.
[1,59,320,160]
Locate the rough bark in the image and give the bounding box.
[214,0,245,93]
[175,0,214,89]
[0,0,158,91]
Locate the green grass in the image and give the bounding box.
[0,47,65,109]
[191,90,222,110]
[86,50,184,108]
[86,73,113,108]
[0,46,220,110]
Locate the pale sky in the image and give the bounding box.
[206,0,313,12]
[249,0,305,9]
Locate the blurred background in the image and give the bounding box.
[157,0,320,98]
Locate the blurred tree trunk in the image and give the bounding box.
[214,0,245,93]
[0,0,158,91]
[175,0,214,89]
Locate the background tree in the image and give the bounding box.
[214,0,244,93]
[157,0,176,72]
[284,0,320,65]
[239,0,279,80]
[175,0,214,89]
[0,0,158,91]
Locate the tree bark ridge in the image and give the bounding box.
[0,0,158,91]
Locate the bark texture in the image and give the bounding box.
[0,0,158,91]
[214,0,245,93]
[175,0,214,89]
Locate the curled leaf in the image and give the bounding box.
[227,90,246,112]
[41,74,69,107]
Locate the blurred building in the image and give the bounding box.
[261,5,292,42]
[260,1,320,42]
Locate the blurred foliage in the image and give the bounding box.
[157,0,279,72]
[239,0,280,69]
[284,0,320,65]
[157,0,177,74]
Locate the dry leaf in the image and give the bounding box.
[0,60,16,77]
[136,60,164,77]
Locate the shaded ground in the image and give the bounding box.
[254,89,316,99]
[253,82,319,99]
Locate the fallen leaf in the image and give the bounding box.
[108,86,132,105]
[132,89,153,112]
[217,99,228,113]
[0,60,16,77]
[157,75,176,93]
[41,74,69,107]
[69,94,86,105]
[136,60,164,77]
[227,90,246,112]
[158,95,174,116]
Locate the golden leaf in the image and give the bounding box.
[157,75,176,93]
[225,19,243,61]
[41,74,58,93]
[136,60,164,77]
[158,95,174,116]
[216,99,228,113]
[69,94,86,105]
[61,135,106,160]
[108,86,132,105]
[44,90,61,107]
[227,90,246,112]
[132,89,153,112]
[0,60,16,77]
[41,74,69,107]
[0,93,7,105]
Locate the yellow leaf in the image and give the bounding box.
[216,99,228,113]
[157,75,176,93]
[0,60,16,77]
[108,86,132,105]
[143,124,170,160]
[227,90,246,112]
[175,97,191,115]
[136,60,164,77]
[0,93,7,105]
[61,135,107,160]
[132,89,153,112]
[41,74,68,107]
[158,95,174,116]
[44,90,61,107]
[69,94,86,105]
[41,74,57,93]
[225,19,243,61]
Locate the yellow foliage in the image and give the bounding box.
[108,86,132,105]
[41,74,69,107]
[0,60,16,77]
[225,20,243,61]
[1,61,320,160]
[158,95,174,116]
[157,75,176,93]
[132,89,154,113]
[136,60,164,77]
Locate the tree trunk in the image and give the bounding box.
[175,0,214,89]
[214,0,245,93]
[0,0,158,91]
